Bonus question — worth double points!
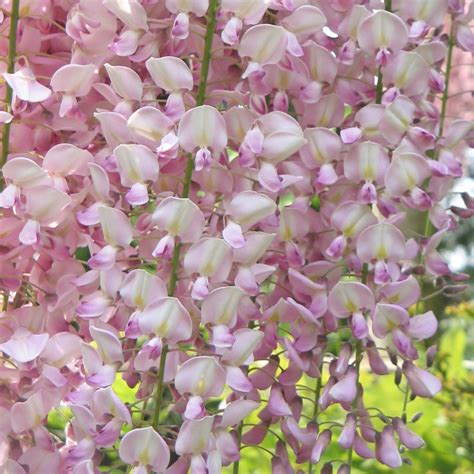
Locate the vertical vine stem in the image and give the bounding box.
[0,0,21,313]
[438,20,456,143]
[151,0,219,431]
[398,17,457,430]
[307,366,323,474]
[232,422,244,474]
[1,0,20,176]
[347,1,393,469]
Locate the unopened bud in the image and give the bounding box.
[378,413,391,424]
[450,206,474,219]
[443,284,468,295]
[388,348,398,366]
[402,457,413,465]
[413,264,426,275]
[408,264,426,275]
[337,464,350,474]
[395,367,402,386]
[411,412,423,423]
[321,462,333,474]
[426,345,438,367]
[452,272,470,282]
[461,192,474,209]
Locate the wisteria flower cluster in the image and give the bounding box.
[0,0,473,473]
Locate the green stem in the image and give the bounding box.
[308,368,323,474]
[151,344,169,430]
[400,16,456,444]
[232,422,243,474]
[438,21,455,142]
[347,343,362,471]
[375,67,384,105]
[1,0,20,177]
[400,381,410,423]
[150,0,218,430]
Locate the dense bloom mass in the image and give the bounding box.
[0,0,472,473]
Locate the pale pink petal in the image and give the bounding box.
[221,400,259,428]
[99,206,133,248]
[184,395,206,420]
[258,161,282,192]
[41,332,82,367]
[357,10,408,52]
[88,245,118,271]
[146,56,193,91]
[329,367,358,403]
[128,106,175,144]
[380,277,421,307]
[138,297,192,344]
[227,191,277,229]
[2,157,48,187]
[382,51,430,97]
[408,311,438,340]
[19,219,40,246]
[152,197,205,242]
[211,325,235,348]
[0,328,48,363]
[51,64,97,96]
[43,144,92,176]
[11,391,50,433]
[195,147,212,171]
[171,12,190,39]
[344,141,389,183]
[104,0,148,29]
[114,143,159,186]
[178,105,228,153]
[90,326,124,365]
[23,185,71,225]
[375,426,402,468]
[373,303,410,338]
[222,16,242,45]
[0,111,13,123]
[3,68,51,102]
[76,294,110,319]
[175,357,226,399]
[175,416,214,455]
[221,328,264,366]
[105,63,143,100]
[281,5,326,37]
[120,269,167,310]
[331,201,377,238]
[119,427,170,473]
[126,182,149,205]
[239,25,288,66]
[403,362,441,398]
[184,237,233,282]
[356,222,406,262]
[385,153,431,198]
[268,385,292,416]
[201,286,243,328]
[222,220,245,249]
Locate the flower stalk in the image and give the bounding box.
[1,0,20,177]
[151,0,219,431]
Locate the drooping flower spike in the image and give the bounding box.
[0,0,470,472]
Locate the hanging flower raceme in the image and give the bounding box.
[0,0,471,473]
